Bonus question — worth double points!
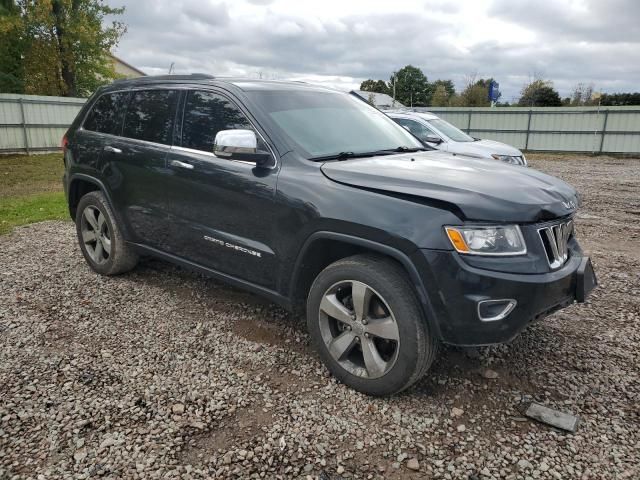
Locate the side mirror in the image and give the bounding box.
[425,135,443,145]
[214,129,274,167]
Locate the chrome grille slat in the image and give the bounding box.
[539,220,573,269]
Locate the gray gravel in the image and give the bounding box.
[1,155,639,479]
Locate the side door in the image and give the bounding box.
[100,88,180,249]
[394,118,445,149]
[163,89,279,289]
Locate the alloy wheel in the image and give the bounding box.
[80,205,111,265]
[318,280,400,379]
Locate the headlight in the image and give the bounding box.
[445,225,527,256]
[491,154,524,165]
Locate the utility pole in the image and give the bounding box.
[392,72,396,107]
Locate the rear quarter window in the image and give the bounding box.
[83,92,128,135]
[122,89,180,145]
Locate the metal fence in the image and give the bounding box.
[2,93,640,154]
[413,106,640,154]
[0,93,85,154]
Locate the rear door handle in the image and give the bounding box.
[170,159,194,170]
[104,146,122,154]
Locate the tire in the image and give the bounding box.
[75,190,138,276]
[306,254,438,396]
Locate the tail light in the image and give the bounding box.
[61,134,68,165]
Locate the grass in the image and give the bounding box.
[0,153,68,235]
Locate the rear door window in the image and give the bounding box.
[181,90,252,153]
[83,92,128,135]
[122,89,180,145]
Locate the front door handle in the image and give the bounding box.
[170,160,194,170]
[104,145,122,154]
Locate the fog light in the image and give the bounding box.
[477,299,517,322]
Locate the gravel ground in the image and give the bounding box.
[1,155,639,480]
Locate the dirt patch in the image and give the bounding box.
[180,407,274,466]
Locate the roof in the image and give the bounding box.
[351,90,405,108]
[108,53,146,77]
[107,74,342,93]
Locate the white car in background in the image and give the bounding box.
[386,110,527,166]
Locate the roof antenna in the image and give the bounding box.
[168,62,175,75]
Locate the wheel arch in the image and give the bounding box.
[68,174,114,220]
[67,174,132,241]
[289,231,442,340]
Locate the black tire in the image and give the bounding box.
[75,191,138,276]
[306,254,438,396]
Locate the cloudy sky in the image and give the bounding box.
[106,0,640,101]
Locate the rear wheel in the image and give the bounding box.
[307,254,438,396]
[75,191,138,275]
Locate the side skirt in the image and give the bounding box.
[129,242,293,311]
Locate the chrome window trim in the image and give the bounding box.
[171,145,256,167]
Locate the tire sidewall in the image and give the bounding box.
[307,260,428,396]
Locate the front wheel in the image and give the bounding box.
[306,255,438,396]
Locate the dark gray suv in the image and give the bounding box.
[62,74,597,396]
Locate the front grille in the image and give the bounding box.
[538,219,573,269]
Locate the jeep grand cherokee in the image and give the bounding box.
[62,74,597,396]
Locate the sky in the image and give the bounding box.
[106,0,640,101]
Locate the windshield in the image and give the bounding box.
[427,118,475,142]
[246,90,423,158]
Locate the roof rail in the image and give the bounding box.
[112,73,215,84]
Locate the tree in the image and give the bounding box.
[431,79,455,98]
[1,0,126,97]
[430,84,450,107]
[0,0,24,93]
[359,79,389,95]
[390,65,431,107]
[453,74,497,107]
[569,83,595,106]
[518,79,562,107]
[600,92,640,106]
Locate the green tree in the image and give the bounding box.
[431,79,455,98]
[359,79,389,95]
[518,79,562,107]
[2,0,126,97]
[0,0,25,93]
[430,84,450,107]
[453,76,498,107]
[600,92,640,106]
[390,65,431,107]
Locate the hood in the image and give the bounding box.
[448,139,522,158]
[320,150,578,223]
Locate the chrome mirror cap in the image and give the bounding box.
[214,129,258,157]
[213,129,274,167]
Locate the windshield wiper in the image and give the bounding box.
[309,151,363,161]
[374,146,428,153]
[309,146,427,162]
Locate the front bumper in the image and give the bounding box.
[418,249,596,346]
